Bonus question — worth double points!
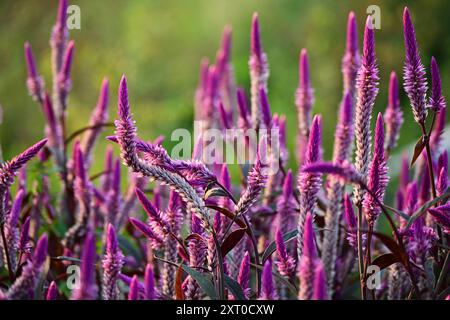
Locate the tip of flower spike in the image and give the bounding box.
[106,135,118,143]
[430,56,445,112]
[251,13,262,58]
[257,135,268,165]
[168,190,181,213]
[118,75,129,119]
[106,223,118,253]
[46,281,58,300]
[62,40,75,80]
[261,259,274,299]
[258,86,271,128]
[403,7,419,65]
[129,217,162,243]
[313,262,327,300]
[282,169,293,200]
[98,78,110,111]
[346,11,358,54]
[221,25,232,62]
[363,15,376,66]
[218,101,231,129]
[306,115,322,164]
[56,0,68,28]
[33,234,48,267]
[220,164,231,190]
[135,188,158,219]
[128,275,139,300]
[9,189,25,227]
[24,42,37,78]
[388,71,399,109]
[299,49,310,88]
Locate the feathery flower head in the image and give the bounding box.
[218,101,231,130]
[406,182,419,215]
[33,233,48,268]
[298,212,318,300]
[251,13,262,60]
[304,115,322,166]
[259,259,277,300]
[274,228,295,277]
[135,187,170,238]
[431,104,446,152]
[129,217,164,248]
[102,223,124,300]
[399,153,410,194]
[302,212,317,260]
[353,15,379,205]
[403,7,428,124]
[8,189,24,229]
[384,71,403,153]
[429,56,446,112]
[302,161,363,186]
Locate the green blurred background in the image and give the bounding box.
[0,0,449,176]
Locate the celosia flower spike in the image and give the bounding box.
[102,223,124,300]
[342,11,361,97]
[71,232,98,300]
[237,251,251,298]
[274,229,295,278]
[313,262,328,300]
[24,42,44,102]
[428,206,450,234]
[259,86,272,128]
[403,7,428,124]
[297,115,322,259]
[384,71,403,154]
[128,275,140,300]
[429,57,446,112]
[298,212,318,300]
[259,260,277,300]
[353,15,379,206]
[343,194,357,249]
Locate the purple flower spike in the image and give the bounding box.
[384,71,403,154]
[403,7,428,124]
[353,15,379,206]
[19,216,31,253]
[249,13,269,129]
[296,49,314,164]
[275,229,295,278]
[237,88,251,130]
[218,101,231,130]
[429,57,446,112]
[8,189,24,230]
[135,188,170,239]
[431,104,446,152]
[302,161,363,185]
[251,13,262,59]
[102,223,124,300]
[237,251,251,299]
[343,194,357,249]
[72,232,98,300]
[363,113,389,226]
[297,115,322,259]
[144,264,155,300]
[313,262,328,300]
[399,153,410,194]
[61,40,74,82]
[24,42,44,102]
[259,260,277,300]
[437,153,448,197]
[0,139,47,223]
[128,275,140,300]
[50,0,69,77]
[259,86,272,128]
[33,233,48,268]
[342,11,361,96]
[46,281,58,300]
[129,217,164,247]
[298,212,317,300]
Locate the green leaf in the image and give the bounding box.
[371,253,399,270]
[224,275,247,300]
[410,136,426,167]
[53,256,82,263]
[261,229,298,263]
[180,264,217,300]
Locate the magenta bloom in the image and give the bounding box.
[298,212,318,300]
[384,72,403,154]
[71,232,98,300]
[429,57,446,112]
[259,260,277,300]
[237,251,251,299]
[46,282,58,300]
[341,11,361,97]
[102,224,124,300]
[403,7,428,124]
[275,229,295,278]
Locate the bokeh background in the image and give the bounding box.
[1,0,449,180]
